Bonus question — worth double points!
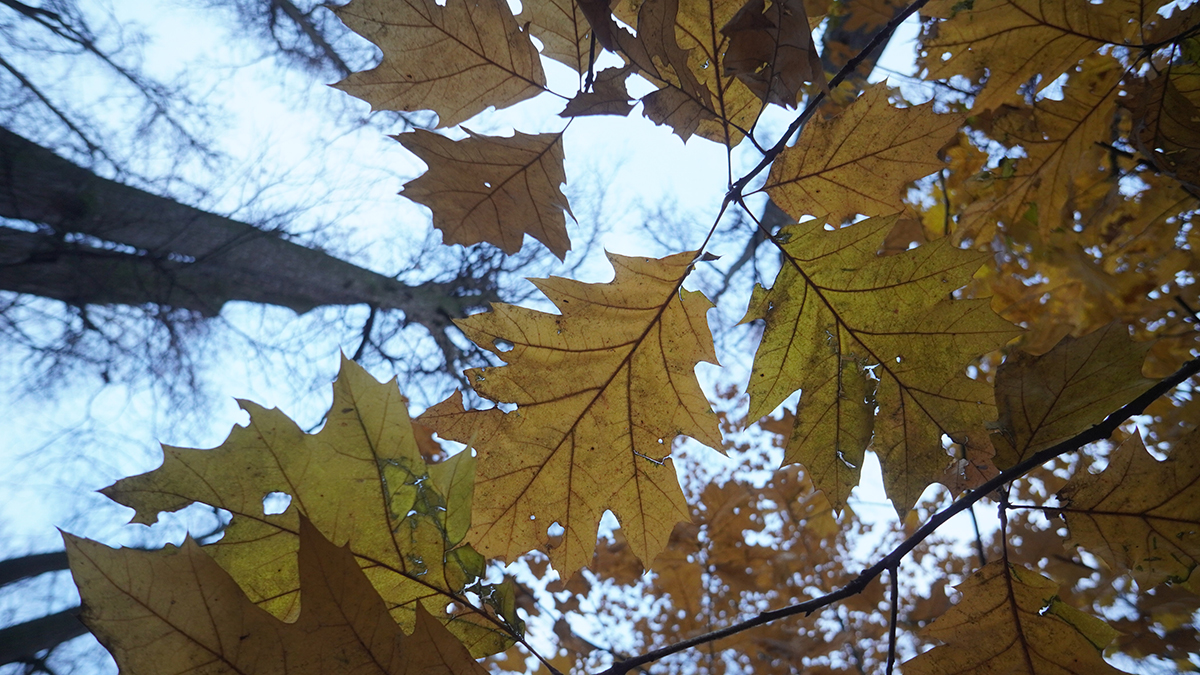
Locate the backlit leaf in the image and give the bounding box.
[1131,62,1200,196]
[720,0,826,107]
[101,357,515,656]
[1060,430,1200,588]
[992,322,1154,470]
[397,129,572,259]
[905,561,1129,675]
[333,0,545,127]
[421,251,721,579]
[65,516,487,675]
[764,84,965,224]
[744,215,1017,512]
[921,0,1144,113]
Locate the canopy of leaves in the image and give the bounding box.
[57,0,1200,672]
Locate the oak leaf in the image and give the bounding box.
[992,322,1154,470]
[560,66,636,118]
[905,561,1129,675]
[421,251,722,579]
[518,0,612,71]
[100,357,516,656]
[397,129,572,259]
[743,215,1017,512]
[333,0,545,128]
[1059,430,1200,588]
[1131,62,1200,196]
[764,84,965,224]
[966,54,1125,240]
[720,0,826,107]
[921,0,1144,113]
[64,516,488,675]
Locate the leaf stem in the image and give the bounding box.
[595,353,1200,675]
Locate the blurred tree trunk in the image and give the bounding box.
[0,126,492,329]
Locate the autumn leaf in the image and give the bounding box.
[560,66,636,118]
[65,516,488,675]
[1059,430,1200,588]
[743,214,1017,512]
[100,357,517,657]
[396,129,572,259]
[905,561,1129,675]
[921,0,1144,113]
[991,322,1154,470]
[333,0,545,128]
[720,0,826,107]
[764,84,965,224]
[421,251,722,579]
[964,54,1126,239]
[1131,62,1200,196]
[518,0,610,72]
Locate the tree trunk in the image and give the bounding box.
[0,126,494,327]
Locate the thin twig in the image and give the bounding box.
[596,353,1200,675]
[885,565,900,675]
[968,504,987,566]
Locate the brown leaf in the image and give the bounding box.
[992,322,1154,470]
[905,561,1129,675]
[720,0,827,107]
[560,66,636,118]
[334,0,545,128]
[1060,430,1200,588]
[65,516,488,675]
[1132,62,1200,196]
[397,129,572,259]
[519,0,616,71]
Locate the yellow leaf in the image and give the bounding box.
[967,54,1125,239]
[396,129,573,260]
[333,0,545,128]
[101,357,514,657]
[421,251,721,578]
[1060,430,1200,588]
[992,322,1154,470]
[744,215,1017,512]
[922,0,1144,113]
[904,561,1130,675]
[65,516,488,675]
[764,84,965,224]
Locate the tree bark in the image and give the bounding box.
[0,126,494,327]
[0,607,87,666]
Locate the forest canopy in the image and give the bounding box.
[42,0,1200,672]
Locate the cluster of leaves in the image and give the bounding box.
[62,0,1200,672]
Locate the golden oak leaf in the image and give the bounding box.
[743,215,1017,512]
[1132,62,1200,196]
[992,322,1154,470]
[65,516,488,675]
[905,561,1129,675]
[966,54,1125,239]
[397,129,572,260]
[1059,430,1200,588]
[764,84,965,224]
[921,0,1144,113]
[560,66,636,118]
[333,0,545,128]
[100,357,517,657]
[720,0,826,107]
[420,251,722,578]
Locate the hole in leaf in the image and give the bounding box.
[483,181,493,188]
[494,338,514,352]
[262,492,292,516]
[547,522,564,537]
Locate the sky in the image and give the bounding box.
[0,2,998,672]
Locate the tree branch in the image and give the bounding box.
[596,353,1200,675]
[0,608,87,666]
[0,552,69,589]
